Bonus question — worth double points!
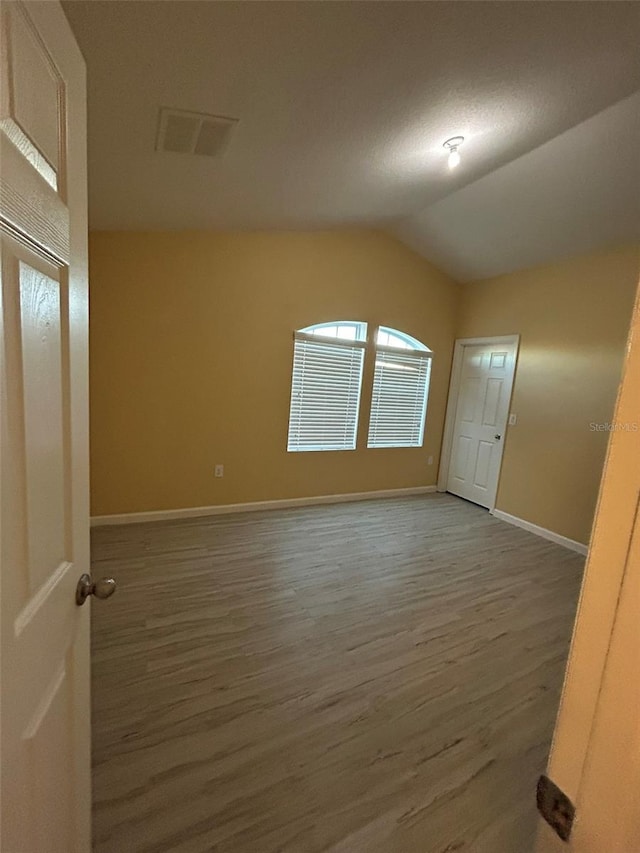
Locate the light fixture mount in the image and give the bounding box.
[443,136,464,169]
[443,136,464,152]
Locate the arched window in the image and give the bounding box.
[376,326,430,351]
[367,327,432,448]
[303,320,367,342]
[286,321,432,452]
[287,321,367,451]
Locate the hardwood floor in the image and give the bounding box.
[90,494,583,853]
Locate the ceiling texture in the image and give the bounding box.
[64,1,640,281]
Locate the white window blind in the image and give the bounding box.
[287,332,365,452]
[367,348,432,448]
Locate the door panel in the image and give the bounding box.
[452,434,472,482]
[24,659,74,853]
[459,375,479,422]
[474,440,493,489]
[445,340,518,509]
[1,2,90,851]
[481,377,502,426]
[20,261,69,589]
[3,0,62,171]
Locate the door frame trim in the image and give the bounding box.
[437,335,520,511]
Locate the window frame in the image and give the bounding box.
[366,326,433,450]
[286,320,433,453]
[286,323,367,453]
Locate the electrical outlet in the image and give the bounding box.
[508,413,517,426]
[214,464,224,478]
[427,455,434,465]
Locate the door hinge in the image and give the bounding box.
[537,774,575,842]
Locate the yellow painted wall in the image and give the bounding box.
[89,230,459,515]
[458,246,639,545]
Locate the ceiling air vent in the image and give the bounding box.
[155,107,238,157]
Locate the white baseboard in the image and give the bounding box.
[90,485,437,527]
[491,508,588,556]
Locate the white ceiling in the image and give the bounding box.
[64,1,640,281]
[396,91,640,281]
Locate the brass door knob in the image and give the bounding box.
[76,573,116,606]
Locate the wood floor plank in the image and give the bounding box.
[90,494,583,853]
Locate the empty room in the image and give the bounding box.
[1,2,639,853]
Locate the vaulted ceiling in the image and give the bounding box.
[64,1,640,281]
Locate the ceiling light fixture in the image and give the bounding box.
[443,136,464,170]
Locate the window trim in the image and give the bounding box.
[287,327,366,453]
[286,320,434,454]
[366,326,433,450]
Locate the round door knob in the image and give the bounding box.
[494,434,502,440]
[76,573,116,606]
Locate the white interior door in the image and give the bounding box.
[444,338,518,509]
[1,2,93,850]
